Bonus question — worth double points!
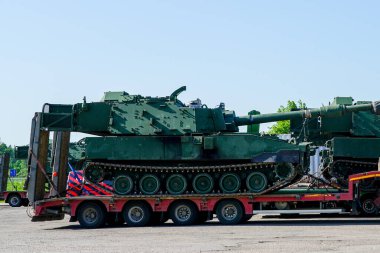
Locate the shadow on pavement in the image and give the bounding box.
[46,216,380,230]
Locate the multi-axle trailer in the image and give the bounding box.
[24,88,380,228]
[30,169,380,228]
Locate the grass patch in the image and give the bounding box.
[6,180,25,192]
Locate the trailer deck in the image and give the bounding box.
[29,171,380,228]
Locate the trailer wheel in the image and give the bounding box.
[170,201,199,226]
[216,199,244,225]
[123,202,152,227]
[361,198,378,216]
[8,194,22,207]
[77,202,106,228]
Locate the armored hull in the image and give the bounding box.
[82,134,307,195]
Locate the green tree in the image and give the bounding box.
[0,141,28,178]
[0,142,13,155]
[267,100,306,135]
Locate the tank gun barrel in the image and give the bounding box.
[234,101,380,126]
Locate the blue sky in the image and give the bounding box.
[1,1,380,145]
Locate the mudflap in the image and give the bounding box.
[31,214,65,222]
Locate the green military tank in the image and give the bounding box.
[38,87,379,196]
[290,97,380,185]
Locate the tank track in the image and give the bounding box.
[83,162,302,197]
[323,160,378,186]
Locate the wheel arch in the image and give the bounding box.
[167,199,199,214]
[213,198,246,213]
[74,200,108,218]
[122,199,153,213]
[5,192,21,203]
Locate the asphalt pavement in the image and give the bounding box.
[1,205,380,253]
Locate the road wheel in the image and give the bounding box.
[192,173,213,194]
[166,174,187,195]
[8,194,22,207]
[139,174,160,195]
[113,175,133,195]
[216,199,244,225]
[77,202,106,228]
[219,173,241,193]
[170,201,199,226]
[246,172,268,193]
[123,202,152,227]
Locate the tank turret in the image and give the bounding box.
[40,86,380,137]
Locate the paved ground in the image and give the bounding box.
[1,205,380,253]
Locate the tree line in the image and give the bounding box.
[0,143,28,178]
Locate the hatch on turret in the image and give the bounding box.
[101,91,131,102]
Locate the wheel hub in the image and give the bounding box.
[222,205,237,220]
[84,208,97,224]
[129,207,144,222]
[175,205,191,221]
[10,197,19,206]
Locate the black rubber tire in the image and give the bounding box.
[123,202,152,227]
[216,199,244,225]
[170,201,199,226]
[8,194,22,207]
[361,198,379,216]
[77,202,106,229]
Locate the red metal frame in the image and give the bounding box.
[32,171,380,219]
